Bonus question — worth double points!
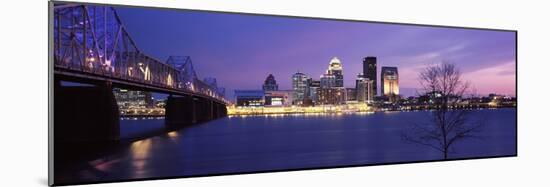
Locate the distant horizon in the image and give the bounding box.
[115,6,516,100]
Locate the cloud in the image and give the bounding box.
[382,44,469,89]
[497,69,516,76]
[462,60,516,96]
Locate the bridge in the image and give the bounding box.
[52,4,229,145]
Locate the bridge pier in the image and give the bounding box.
[221,103,228,117]
[165,95,196,128]
[213,102,228,118]
[194,97,213,122]
[165,95,228,128]
[54,80,120,156]
[212,102,220,119]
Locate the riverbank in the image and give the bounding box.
[227,105,516,116]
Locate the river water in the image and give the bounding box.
[56,108,516,184]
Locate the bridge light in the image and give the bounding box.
[143,66,151,81]
[167,74,174,87]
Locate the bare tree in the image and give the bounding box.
[402,62,484,159]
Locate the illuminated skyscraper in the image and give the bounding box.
[317,57,346,105]
[381,66,399,96]
[262,74,279,91]
[363,57,377,96]
[307,79,320,103]
[327,57,344,87]
[320,74,336,88]
[292,72,309,104]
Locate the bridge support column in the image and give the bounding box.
[165,95,196,128]
[209,100,214,120]
[214,102,227,118]
[212,102,220,119]
[221,103,228,117]
[54,80,120,155]
[219,103,224,118]
[194,97,213,122]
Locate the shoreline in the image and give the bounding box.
[227,106,516,117]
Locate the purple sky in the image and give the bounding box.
[116,6,516,98]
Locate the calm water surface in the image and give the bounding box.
[57,108,516,184]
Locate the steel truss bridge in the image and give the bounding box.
[53,4,227,104]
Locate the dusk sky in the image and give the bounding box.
[116,6,516,98]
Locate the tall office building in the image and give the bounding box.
[308,79,320,103]
[292,72,309,104]
[327,57,344,87]
[262,74,279,91]
[356,74,374,103]
[363,56,377,96]
[355,73,364,90]
[381,66,399,96]
[320,74,336,88]
[316,57,346,105]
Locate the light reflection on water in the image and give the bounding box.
[130,139,152,178]
[229,111,377,119]
[89,158,121,173]
[167,131,179,142]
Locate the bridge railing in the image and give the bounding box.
[53,4,228,104]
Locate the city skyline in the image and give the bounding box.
[50,4,517,185]
[116,7,516,98]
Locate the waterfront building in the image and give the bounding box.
[318,87,346,105]
[264,90,294,106]
[234,90,265,107]
[292,72,309,105]
[262,74,279,91]
[356,74,374,103]
[113,88,153,108]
